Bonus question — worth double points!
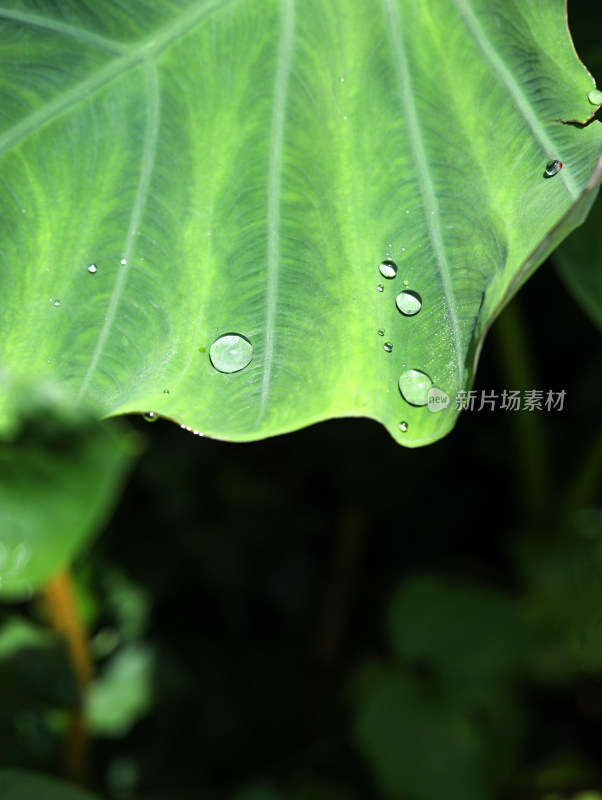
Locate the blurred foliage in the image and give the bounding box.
[0,768,100,799]
[0,377,137,598]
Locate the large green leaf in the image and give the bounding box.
[0,0,601,447]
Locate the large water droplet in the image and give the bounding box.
[588,89,602,105]
[396,289,422,316]
[88,264,97,274]
[143,412,158,422]
[210,333,253,373]
[399,421,408,432]
[383,342,393,352]
[398,369,433,406]
[544,159,563,178]
[378,259,397,279]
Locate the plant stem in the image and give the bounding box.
[493,297,549,519]
[42,568,94,784]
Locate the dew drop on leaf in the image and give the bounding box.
[378,259,397,279]
[378,328,385,336]
[120,258,127,265]
[88,264,97,274]
[383,341,393,352]
[143,412,158,422]
[544,159,563,178]
[377,283,384,292]
[210,333,253,374]
[588,88,602,105]
[399,421,408,432]
[396,289,422,316]
[53,300,60,307]
[398,369,433,406]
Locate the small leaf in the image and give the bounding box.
[0,378,136,599]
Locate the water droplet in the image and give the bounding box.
[120,258,127,265]
[396,289,422,316]
[588,89,602,105]
[377,283,384,292]
[53,300,60,307]
[210,333,253,373]
[544,159,563,178]
[143,412,158,422]
[398,369,433,406]
[88,264,97,274]
[163,389,170,395]
[378,259,397,279]
[383,342,393,352]
[198,346,206,353]
[403,280,409,287]
[378,328,385,336]
[399,421,408,432]
[340,76,345,82]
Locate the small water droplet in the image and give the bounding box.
[53,300,60,307]
[143,412,158,422]
[401,247,406,252]
[377,283,384,292]
[120,258,127,265]
[379,259,397,279]
[405,209,410,214]
[399,421,408,432]
[88,264,97,274]
[163,389,170,395]
[210,333,253,374]
[378,328,385,336]
[396,289,422,316]
[544,159,563,178]
[588,89,602,105]
[398,368,433,406]
[198,346,206,353]
[403,280,409,286]
[383,342,393,352]
[340,76,345,82]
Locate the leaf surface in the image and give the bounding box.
[0,0,601,446]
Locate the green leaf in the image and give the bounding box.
[353,669,483,800]
[0,377,136,600]
[85,643,154,737]
[1,0,601,446]
[0,769,101,800]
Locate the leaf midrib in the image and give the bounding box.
[452,0,580,199]
[383,0,464,388]
[257,0,295,425]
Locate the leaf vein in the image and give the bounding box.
[77,62,160,402]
